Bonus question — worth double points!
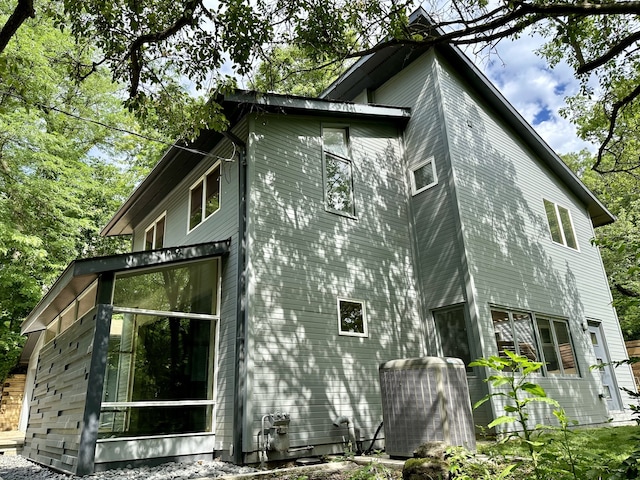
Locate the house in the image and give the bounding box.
[18,10,636,475]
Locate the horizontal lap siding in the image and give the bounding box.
[245,114,423,452]
[130,120,246,456]
[437,53,635,423]
[23,309,97,474]
[375,50,466,312]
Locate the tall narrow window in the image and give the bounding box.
[144,213,166,250]
[411,157,438,195]
[323,127,355,217]
[543,199,578,250]
[189,162,221,231]
[337,298,367,337]
[433,306,472,372]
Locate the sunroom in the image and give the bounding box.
[19,240,229,475]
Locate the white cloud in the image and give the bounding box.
[465,33,596,155]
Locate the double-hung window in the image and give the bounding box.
[144,213,166,250]
[323,127,355,217]
[189,162,221,231]
[543,199,578,250]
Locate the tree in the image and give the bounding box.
[0,3,158,380]
[249,45,342,97]
[563,151,640,339]
[2,0,639,168]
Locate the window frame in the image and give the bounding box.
[337,297,368,338]
[535,315,580,377]
[543,199,579,251]
[322,126,356,218]
[144,212,166,251]
[432,304,474,374]
[411,157,438,195]
[188,161,221,233]
[491,306,580,377]
[100,257,222,439]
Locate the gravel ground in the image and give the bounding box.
[0,455,258,480]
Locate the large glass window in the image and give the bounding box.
[323,127,355,217]
[189,162,221,231]
[101,259,219,438]
[112,259,217,315]
[100,312,214,438]
[433,306,472,371]
[543,199,578,250]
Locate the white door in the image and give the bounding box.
[589,324,622,411]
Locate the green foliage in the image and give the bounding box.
[346,462,396,480]
[563,151,640,340]
[250,45,343,97]
[0,3,156,381]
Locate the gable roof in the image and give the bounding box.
[321,9,615,227]
[102,92,411,237]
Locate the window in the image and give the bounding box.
[491,307,579,376]
[491,309,540,363]
[536,317,578,375]
[337,298,367,337]
[411,157,438,194]
[100,259,219,438]
[189,162,221,231]
[323,127,355,217]
[144,213,166,250]
[433,306,473,372]
[543,199,578,250]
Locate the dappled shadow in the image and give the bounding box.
[441,75,613,426]
[246,116,425,457]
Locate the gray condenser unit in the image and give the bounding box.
[379,356,476,457]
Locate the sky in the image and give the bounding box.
[468,32,595,156]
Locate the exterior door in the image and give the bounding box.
[589,324,622,411]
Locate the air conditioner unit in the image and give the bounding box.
[379,356,476,457]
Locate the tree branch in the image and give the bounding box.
[0,0,35,54]
[594,82,640,173]
[616,283,640,298]
[577,30,640,74]
[127,0,203,97]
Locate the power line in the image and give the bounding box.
[0,90,236,160]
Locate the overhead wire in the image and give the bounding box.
[0,90,238,162]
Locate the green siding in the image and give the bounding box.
[436,53,635,425]
[130,120,247,457]
[245,113,423,453]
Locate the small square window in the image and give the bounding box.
[543,199,578,250]
[337,298,367,337]
[411,158,438,195]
